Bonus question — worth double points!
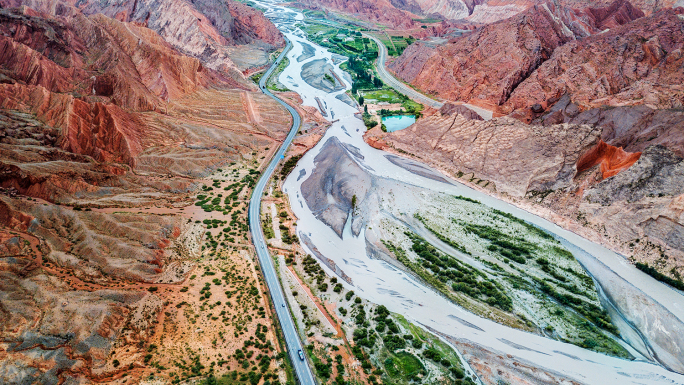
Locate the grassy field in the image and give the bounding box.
[369,33,415,56]
[361,89,404,103]
[302,9,327,19]
[361,89,424,118]
[412,17,442,23]
[302,23,378,58]
[383,351,424,380]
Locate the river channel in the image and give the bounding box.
[254,1,684,383]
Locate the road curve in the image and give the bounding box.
[248,41,317,385]
[363,33,493,120]
[363,33,443,109]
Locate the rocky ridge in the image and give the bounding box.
[368,106,603,197]
[388,0,646,110]
[534,95,684,157]
[0,2,291,383]
[505,9,684,116]
[300,0,676,28]
[0,0,285,77]
[298,0,420,29]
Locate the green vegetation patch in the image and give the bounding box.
[267,56,291,92]
[406,232,512,311]
[349,304,469,385]
[361,89,404,104]
[302,23,378,59]
[280,154,303,179]
[636,262,684,291]
[384,351,424,380]
[412,17,443,23]
[383,195,630,358]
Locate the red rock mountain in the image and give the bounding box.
[576,140,642,179]
[0,7,235,167]
[296,0,420,29]
[389,0,645,109]
[534,95,684,158]
[0,3,292,381]
[505,9,684,116]
[300,0,674,27]
[0,0,285,78]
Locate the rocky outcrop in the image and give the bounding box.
[505,9,684,115]
[0,83,144,166]
[534,95,684,158]
[1,0,284,75]
[561,0,683,15]
[0,7,231,111]
[297,0,419,29]
[389,0,644,108]
[0,270,160,384]
[574,146,684,286]
[583,0,648,28]
[467,0,653,24]
[0,3,292,383]
[576,140,641,179]
[0,5,283,169]
[466,0,532,24]
[585,145,684,205]
[225,0,285,47]
[0,4,292,191]
[410,0,473,19]
[439,103,484,120]
[299,0,677,29]
[367,109,601,197]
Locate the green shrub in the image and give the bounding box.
[450,366,465,378]
[636,262,684,291]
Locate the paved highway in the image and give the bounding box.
[363,33,493,120]
[363,33,443,109]
[249,40,317,385]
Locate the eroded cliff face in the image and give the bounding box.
[1,0,285,75]
[367,106,603,197]
[0,3,291,382]
[297,0,420,28]
[301,0,672,29]
[388,0,646,110]
[366,103,684,289]
[466,0,667,24]
[0,6,235,167]
[576,140,642,179]
[505,9,684,115]
[534,95,684,158]
[0,7,233,109]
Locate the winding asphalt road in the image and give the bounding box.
[363,33,443,109]
[363,33,493,120]
[248,41,317,385]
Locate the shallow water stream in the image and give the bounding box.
[255,2,684,383]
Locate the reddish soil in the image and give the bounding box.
[576,140,642,179]
[0,2,291,383]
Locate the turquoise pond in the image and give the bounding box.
[381,115,416,132]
